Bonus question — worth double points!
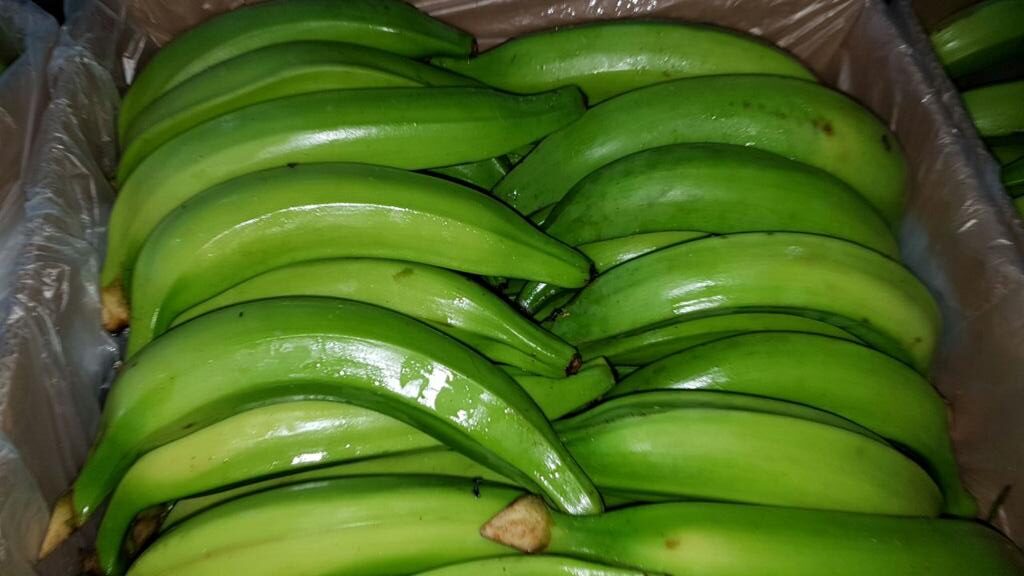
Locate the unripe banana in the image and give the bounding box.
[121,41,475,178]
[543,143,897,256]
[162,449,512,535]
[417,556,655,575]
[482,496,1024,575]
[121,164,591,352]
[930,0,1024,81]
[431,21,813,103]
[993,142,1024,165]
[550,233,939,373]
[169,258,577,377]
[579,312,858,366]
[119,0,473,137]
[128,476,519,576]
[609,332,973,516]
[494,75,906,225]
[71,298,603,528]
[963,80,1024,142]
[558,390,939,517]
[501,358,615,419]
[430,157,510,191]
[1004,157,1024,191]
[103,85,585,306]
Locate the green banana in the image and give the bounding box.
[103,85,585,308]
[1017,195,1024,215]
[517,231,708,314]
[121,164,591,353]
[506,142,537,166]
[494,75,906,225]
[502,358,615,419]
[543,143,897,255]
[119,0,473,137]
[71,298,603,526]
[550,232,940,373]
[532,291,578,323]
[120,41,476,179]
[430,157,510,191]
[96,402,442,574]
[431,21,813,103]
[609,332,973,516]
[930,0,1024,81]
[128,476,519,576]
[482,497,1024,575]
[963,80,1024,142]
[162,449,512,533]
[1004,157,1024,194]
[557,390,940,517]
[169,258,576,377]
[417,556,655,575]
[993,142,1024,165]
[579,312,858,366]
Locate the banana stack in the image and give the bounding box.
[37,1,1024,574]
[929,0,1024,213]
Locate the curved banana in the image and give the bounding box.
[550,232,940,373]
[119,0,473,137]
[502,358,615,419]
[72,298,603,527]
[121,41,475,178]
[482,496,1024,575]
[95,402,442,574]
[557,390,940,517]
[104,85,585,303]
[120,164,591,351]
[417,556,654,575]
[169,258,577,377]
[431,21,813,103]
[430,157,510,191]
[517,231,708,314]
[162,449,511,534]
[543,143,897,255]
[609,332,973,516]
[494,75,906,225]
[579,312,858,366]
[930,0,1024,80]
[963,80,1024,142]
[127,476,519,576]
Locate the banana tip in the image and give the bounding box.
[480,495,551,553]
[101,282,129,332]
[566,354,583,376]
[38,493,76,559]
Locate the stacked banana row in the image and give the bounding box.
[930,0,1024,212]
[38,1,1024,575]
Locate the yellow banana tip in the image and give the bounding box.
[38,493,75,559]
[480,494,551,553]
[101,282,129,332]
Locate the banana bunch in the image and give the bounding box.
[45,1,1019,574]
[929,0,1024,213]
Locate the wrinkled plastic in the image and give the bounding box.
[4,0,1023,573]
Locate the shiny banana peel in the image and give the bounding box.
[169,258,577,377]
[610,332,973,516]
[503,358,615,419]
[430,156,510,191]
[579,312,858,366]
[963,80,1024,142]
[930,0,1024,81]
[128,476,519,576]
[162,449,512,533]
[494,75,906,225]
[123,164,591,352]
[482,497,1024,575]
[119,0,473,136]
[73,298,603,526]
[417,556,655,575]
[94,401,440,574]
[121,41,475,178]
[517,232,708,314]
[557,390,941,517]
[550,232,940,373]
[103,85,585,303]
[543,143,898,256]
[431,21,813,103]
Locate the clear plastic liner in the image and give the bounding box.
[3,0,1023,573]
